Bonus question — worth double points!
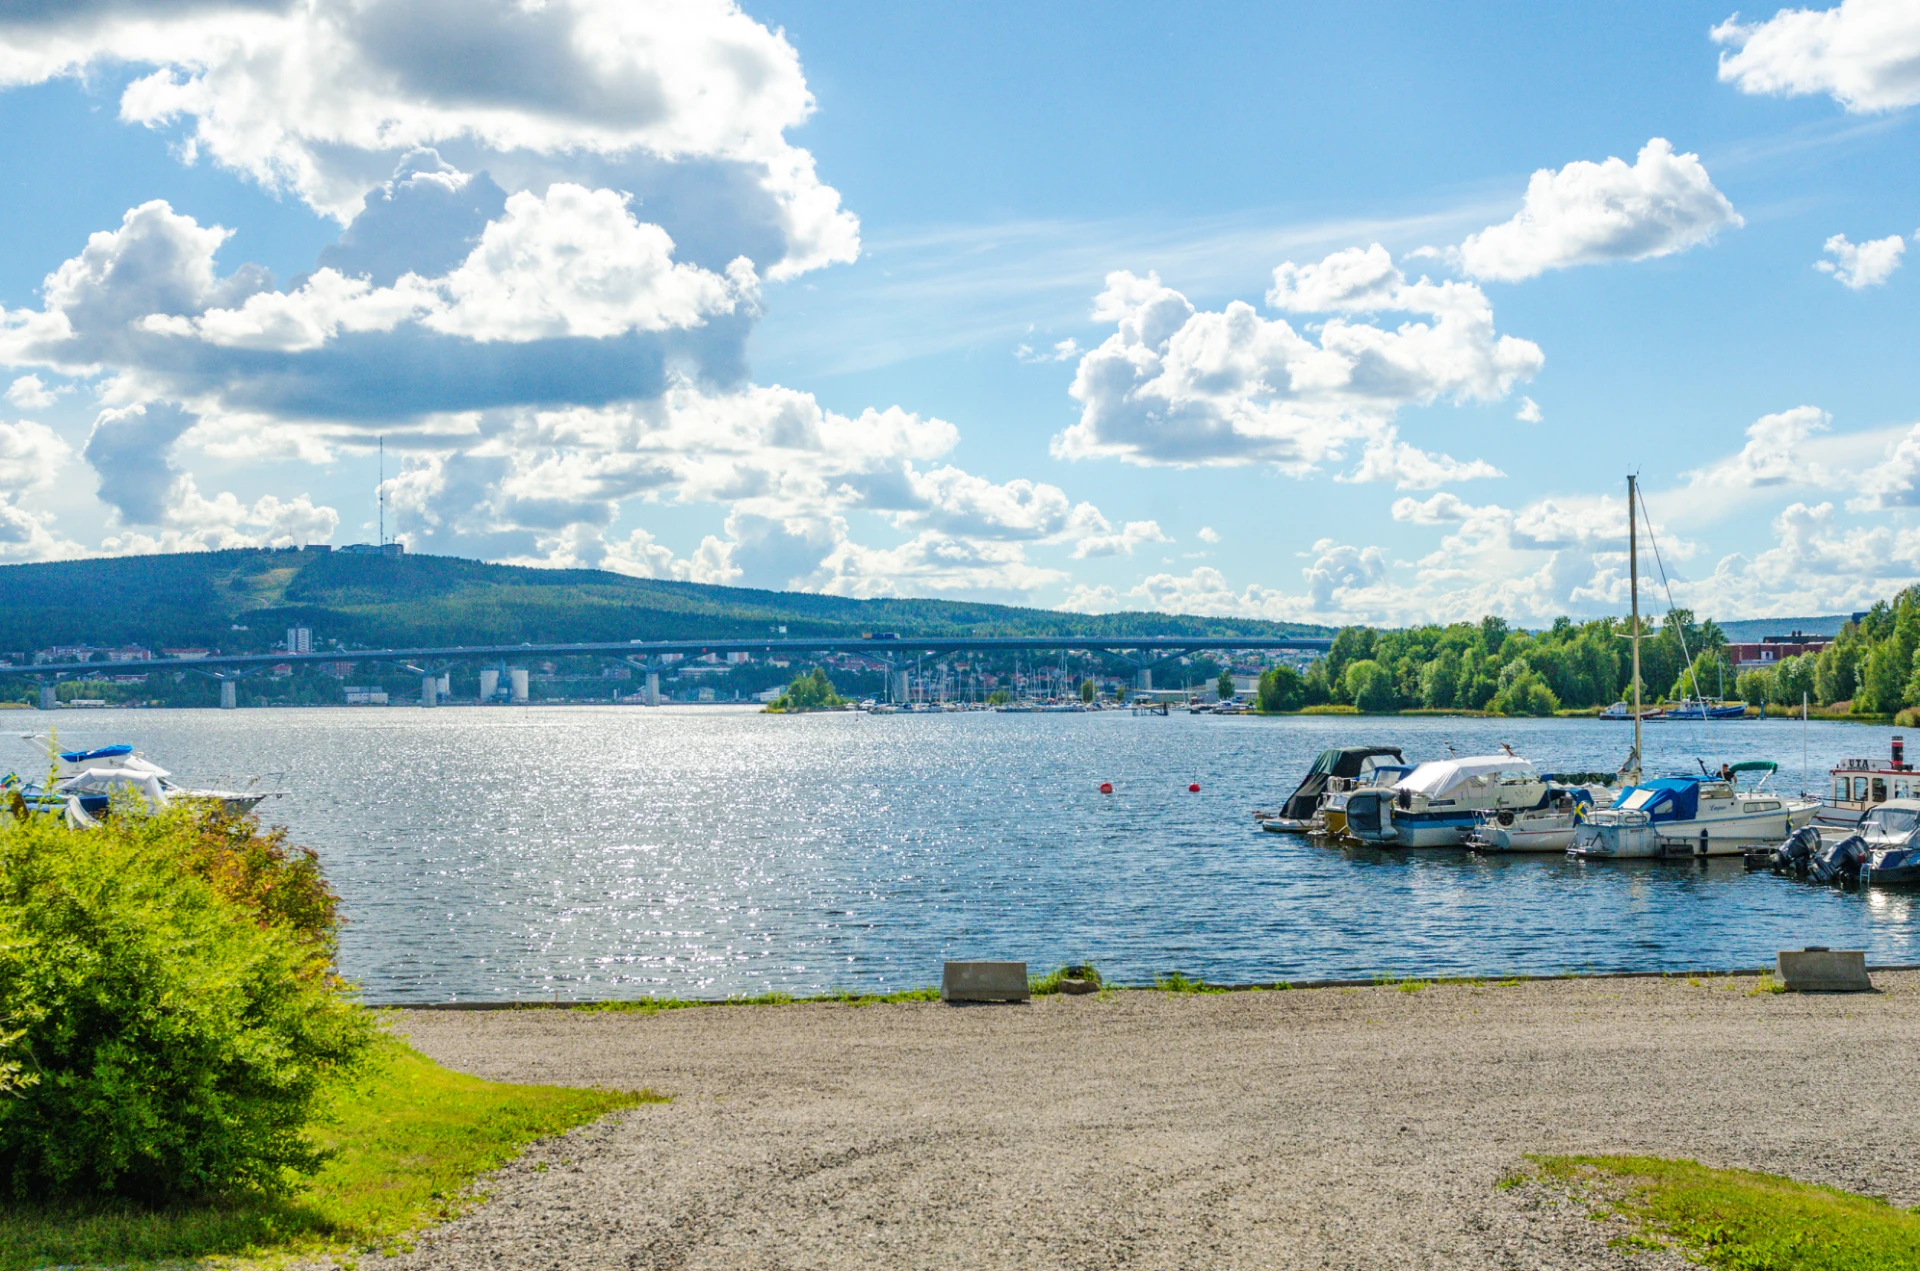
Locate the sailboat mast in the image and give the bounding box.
[1629,473,1642,783]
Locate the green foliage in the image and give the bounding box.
[1029,964,1100,995]
[0,803,377,1202]
[1152,972,1224,994]
[1490,667,1560,716]
[986,688,1012,705]
[0,1041,654,1269]
[1670,648,1734,702]
[1216,669,1234,700]
[1256,664,1305,712]
[1079,678,1095,703]
[1530,1154,1920,1270]
[771,667,842,713]
[1342,659,1397,712]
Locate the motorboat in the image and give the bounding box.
[1315,765,1416,838]
[1257,746,1405,834]
[1344,755,1549,848]
[1659,699,1748,721]
[1466,777,1615,853]
[7,738,281,821]
[1568,761,1818,859]
[1599,702,1662,721]
[1821,736,1919,828]
[1858,800,1920,886]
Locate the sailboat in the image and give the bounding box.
[1569,476,1817,859]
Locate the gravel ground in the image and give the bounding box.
[373,972,1920,1270]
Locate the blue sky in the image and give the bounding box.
[0,1,1916,625]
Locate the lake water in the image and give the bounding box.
[11,706,1915,1001]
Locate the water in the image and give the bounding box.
[10,706,1914,1001]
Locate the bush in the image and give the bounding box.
[1256,665,1305,712]
[773,667,843,712]
[0,802,375,1202]
[1490,669,1560,716]
[1342,659,1397,712]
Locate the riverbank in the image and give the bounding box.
[376,971,1920,1270]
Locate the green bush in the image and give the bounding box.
[772,667,843,712]
[0,802,376,1202]
[1256,665,1305,712]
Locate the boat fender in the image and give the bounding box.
[1497,810,1515,827]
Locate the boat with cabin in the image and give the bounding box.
[1465,774,1615,852]
[1344,754,1551,848]
[1257,746,1406,834]
[5,738,281,822]
[1820,736,1918,828]
[1568,762,1817,858]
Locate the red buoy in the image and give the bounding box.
[1188,782,1201,792]
[1099,781,1114,794]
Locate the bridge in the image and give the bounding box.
[3,633,1331,709]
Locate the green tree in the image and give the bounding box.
[1418,650,1459,709]
[1257,665,1305,712]
[1217,669,1235,700]
[777,667,842,712]
[1490,668,1560,716]
[1735,667,1774,706]
[1343,659,1396,712]
[1859,642,1907,715]
[1770,654,1816,708]
[1815,625,1864,704]
[1079,678,1095,703]
[1670,649,1733,702]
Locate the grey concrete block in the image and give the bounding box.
[942,961,1029,1003]
[1777,948,1873,993]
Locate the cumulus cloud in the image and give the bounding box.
[1455,139,1742,282]
[1713,0,1920,113]
[1849,421,1920,510]
[1687,405,1833,489]
[1816,232,1906,288]
[83,400,198,524]
[0,419,71,494]
[1515,396,1542,423]
[1342,431,1504,489]
[0,0,857,277]
[5,374,65,410]
[1197,525,1220,543]
[1053,252,1540,470]
[1016,337,1080,363]
[1071,519,1170,559]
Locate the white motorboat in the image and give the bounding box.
[1568,762,1818,859]
[1344,755,1550,848]
[10,738,281,820]
[1466,781,1614,853]
[1257,746,1406,834]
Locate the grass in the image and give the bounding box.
[577,985,941,1013]
[1529,1154,1920,1270]
[1029,964,1100,995]
[0,1040,658,1270]
[1153,971,1227,994]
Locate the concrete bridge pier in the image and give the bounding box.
[1134,668,1152,692]
[38,683,56,710]
[220,680,237,710]
[891,669,910,704]
[421,674,438,707]
[646,670,660,706]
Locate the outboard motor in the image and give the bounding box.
[1811,834,1868,886]
[1772,824,1820,877]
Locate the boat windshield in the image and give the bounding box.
[1619,788,1660,811]
[1865,808,1920,837]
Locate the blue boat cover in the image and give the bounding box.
[1611,776,1700,822]
[58,744,133,763]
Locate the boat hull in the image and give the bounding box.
[1572,804,1817,859]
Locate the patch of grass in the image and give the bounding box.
[1153,971,1226,994]
[1749,973,1787,996]
[0,1040,657,1270]
[578,985,940,1013]
[1029,964,1100,996]
[1527,1154,1920,1270]
[1396,979,1431,994]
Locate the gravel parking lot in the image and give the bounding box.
[376,972,1920,1269]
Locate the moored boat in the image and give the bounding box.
[1568,762,1817,859]
[1258,745,1405,834]
[1345,755,1549,848]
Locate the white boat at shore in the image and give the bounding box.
[9,737,282,821]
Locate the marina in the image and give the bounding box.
[20,706,1920,1003]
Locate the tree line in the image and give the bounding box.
[1248,600,1909,717]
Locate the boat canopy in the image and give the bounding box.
[59,744,132,763]
[1281,746,1405,819]
[1730,761,1777,774]
[1396,756,1536,798]
[1610,777,1701,821]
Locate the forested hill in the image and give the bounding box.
[0,549,1331,654]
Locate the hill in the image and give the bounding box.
[0,549,1332,655]
[1714,615,1855,643]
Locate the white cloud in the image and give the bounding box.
[1016,337,1080,363]
[4,374,65,410]
[1342,431,1504,489]
[1071,519,1170,559]
[99,475,338,554]
[1713,0,1920,113]
[0,419,71,494]
[1816,232,1906,289]
[1849,421,1920,510]
[1197,525,1220,543]
[0,0,857,278]
[1054,252,1539,470]
[1687,405,1833,488]
[1515,396,1542,423]
[1454,139,1742,282]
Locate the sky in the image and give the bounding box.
[0,1,1916,627]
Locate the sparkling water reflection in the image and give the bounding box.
[17,706,1914,1000]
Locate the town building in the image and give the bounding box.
[286,626,312,654]
[1727,631,1832,672]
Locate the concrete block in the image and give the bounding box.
[1776,948,1873,993]
[942,961,1029,1003]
